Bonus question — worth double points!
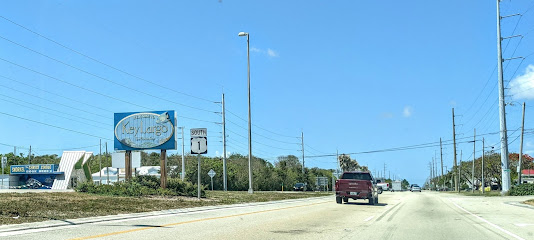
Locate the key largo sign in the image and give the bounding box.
[114,111,177,150]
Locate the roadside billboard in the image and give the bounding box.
[114,111,177,151]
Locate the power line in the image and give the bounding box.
[225,109,300,139]
[0,111,112,140]
[0,34,218,114]
[0,95,109,129]
[0,15,217,104]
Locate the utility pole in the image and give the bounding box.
[181,127,185,181]
[222,93,227,191]
[472,129,476,193]
[336,149,339,172]
[496,0,511,193]
[459,150,462,191]
[440,138,444,181]
[301,132,305,175]
[452,108,458,192]
[482,138,485,194]
[28,145,31,164]
[106,142,109,184]
[517,102,526,185]
[382,162,386,180]
[99,139,102,185]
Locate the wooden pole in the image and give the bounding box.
[161,149,167,189]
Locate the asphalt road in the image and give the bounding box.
[1,191,534,240]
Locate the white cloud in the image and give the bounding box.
[403,106,413,117]
[450,100,457,107]
[510,64,534,100]
[250,47,261,53]
[249,47,279,58]
[267,48,279,57]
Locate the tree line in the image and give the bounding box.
[0,152,335,191]
[428,151,533,190]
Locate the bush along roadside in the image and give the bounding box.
[508,184,534,196]
[76,176,206,198]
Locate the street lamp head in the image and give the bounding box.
[238,32,248,37]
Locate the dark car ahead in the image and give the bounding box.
[335,171,378,205]
[293,183,306,191]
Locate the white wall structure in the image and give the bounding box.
[111,152,141,168]
[51,151,93,190]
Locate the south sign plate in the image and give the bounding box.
[114,111,176,150]
[191,128,207,154]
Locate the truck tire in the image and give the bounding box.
[336,197,342,204]
[378,188,383,194]
[368,196,375,205]
[343,197,348,203]
[374,195,379,204]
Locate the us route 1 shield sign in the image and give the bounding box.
[191,128,207,154]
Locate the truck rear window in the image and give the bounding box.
[341,173,372,180]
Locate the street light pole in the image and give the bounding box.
[239,31,253,194]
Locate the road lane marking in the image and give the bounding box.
[70,200,330,240]
[0,225,78,237]
[450,200,525,240]
[514,223,534,227]
[0,196,330,237]
[375,203,401,222]
[364,216,374,222]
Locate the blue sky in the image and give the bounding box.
[1,1,534,185]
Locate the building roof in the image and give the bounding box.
[521,169,534,175]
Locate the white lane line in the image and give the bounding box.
[450,200,525,240]
[0,225,78,237]
[514,223,534,227]
[364,216,375,222]
[0,197,330,237]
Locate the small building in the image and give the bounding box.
[521,169,534,184]
[8,151,93,189]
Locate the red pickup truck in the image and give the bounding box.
[335,171,378,205]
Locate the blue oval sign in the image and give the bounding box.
[114,112,175,149]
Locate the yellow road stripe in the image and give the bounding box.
[71,200,329,240]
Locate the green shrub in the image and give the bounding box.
[167,178,206,197]
[75,177,206,197]
[133,175,160,190]
[509,184,534,196]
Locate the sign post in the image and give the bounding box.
[208,169,216,191]
[1,157,6,188]
[191,128,208,199]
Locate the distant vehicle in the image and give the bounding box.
[410,184,421,192]
[377,182,389,192]
[391,181,402,192]
[293,183,306,191]
[335,171,378,205]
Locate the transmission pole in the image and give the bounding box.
[517,102,526,185]
[222,93,227,191]
[181,127,185,181]
[452,108,458,192]
[301,131,305,175]
[472,129,476,193]
[440,138,444,180]
[496,0,511,193]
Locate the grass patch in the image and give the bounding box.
[442,191,502,197]
[523,199,534,206]
[0,191,331,225]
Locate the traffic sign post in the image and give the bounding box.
[1,157,6,188]
[208,169,216,191]
[191,128,208,199]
